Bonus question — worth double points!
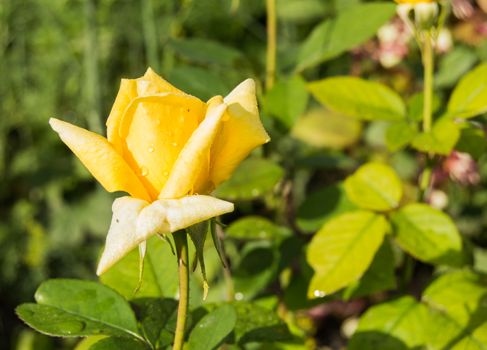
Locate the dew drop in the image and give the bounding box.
[313,290,326,298]
[234,292,244,301]
[140,167,148,176]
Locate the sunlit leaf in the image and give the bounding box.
[344,162,403,211]
[308,77,405,121]
[391,204,464,266]
[349,296,431,350]
[291,108,362,149]
[447,63,487,119]
[307,211,389,297]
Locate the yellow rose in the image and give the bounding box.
[49,68,270,275]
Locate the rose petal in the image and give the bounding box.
[138,67,185,95]
[159,98,227,199]
[136,195,234,242]
[96,197,149,275]
[106,79,138,153]
[119,94,206,199]
[49,118,151,201]
[209,79,270,187]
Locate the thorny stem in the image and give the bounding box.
[172,232,189,350]
[266,0,276,91]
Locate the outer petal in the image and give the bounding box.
[96,197,149,275]
[49,118,151,201]
[159,97,227,199]
[119,94,206,199]
[210,79,270,187]
[106,79,138,153]
[136,195,234,242]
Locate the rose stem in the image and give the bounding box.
[172,231,189,350]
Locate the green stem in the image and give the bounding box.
[265,0,276,91]
[141,0,159,71]
[418,30,435,201]
[172,232,189,350]
[422,31,434,133]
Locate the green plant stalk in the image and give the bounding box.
[172,231,189,350]
[266,0,276,91]
[422,31,434,133]
[419,30,435,200]
[83,0,102,134]
[141,0,159,70]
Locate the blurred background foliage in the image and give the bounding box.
[1,0,487,349]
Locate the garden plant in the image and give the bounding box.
[2,0,487,349]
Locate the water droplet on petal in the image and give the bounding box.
[313,290,326,298]
[172,142,178,147]
[148,146,154,153]
[140,167,148,176]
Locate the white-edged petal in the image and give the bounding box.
[136,195,234,241]
[96,197,149,275]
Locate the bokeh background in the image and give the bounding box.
[1,0,487,349]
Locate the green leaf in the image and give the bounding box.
[343,239,396,299]
[391,204,464,266]
[291,108,362,149]
[423,270,487,325]
[422,270,487,350]
[232,302,292,344]
[308,77,405,121]
[188,304,237,350]
[385,121,417,152]
[90,337,148,350]
[406,92,441,122]
[16,279,142,340]
[131,298,178,348]
[296,184,356,233]
[296,2,395,71]
[226,216,291,241]
[168,66,230,101]
[435,46,477,88]
[276,0,328,22]
[307,211,389,297]
[349,296,431,350]
[411,117,460,155]
[233,242,279,300]
[447,62,487,119]
[169,38,242,66]
[456,126,487,159]
[265,76,309,128]
[100,236,178,300]
[344,162,403,211]
[214,158,284,201]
